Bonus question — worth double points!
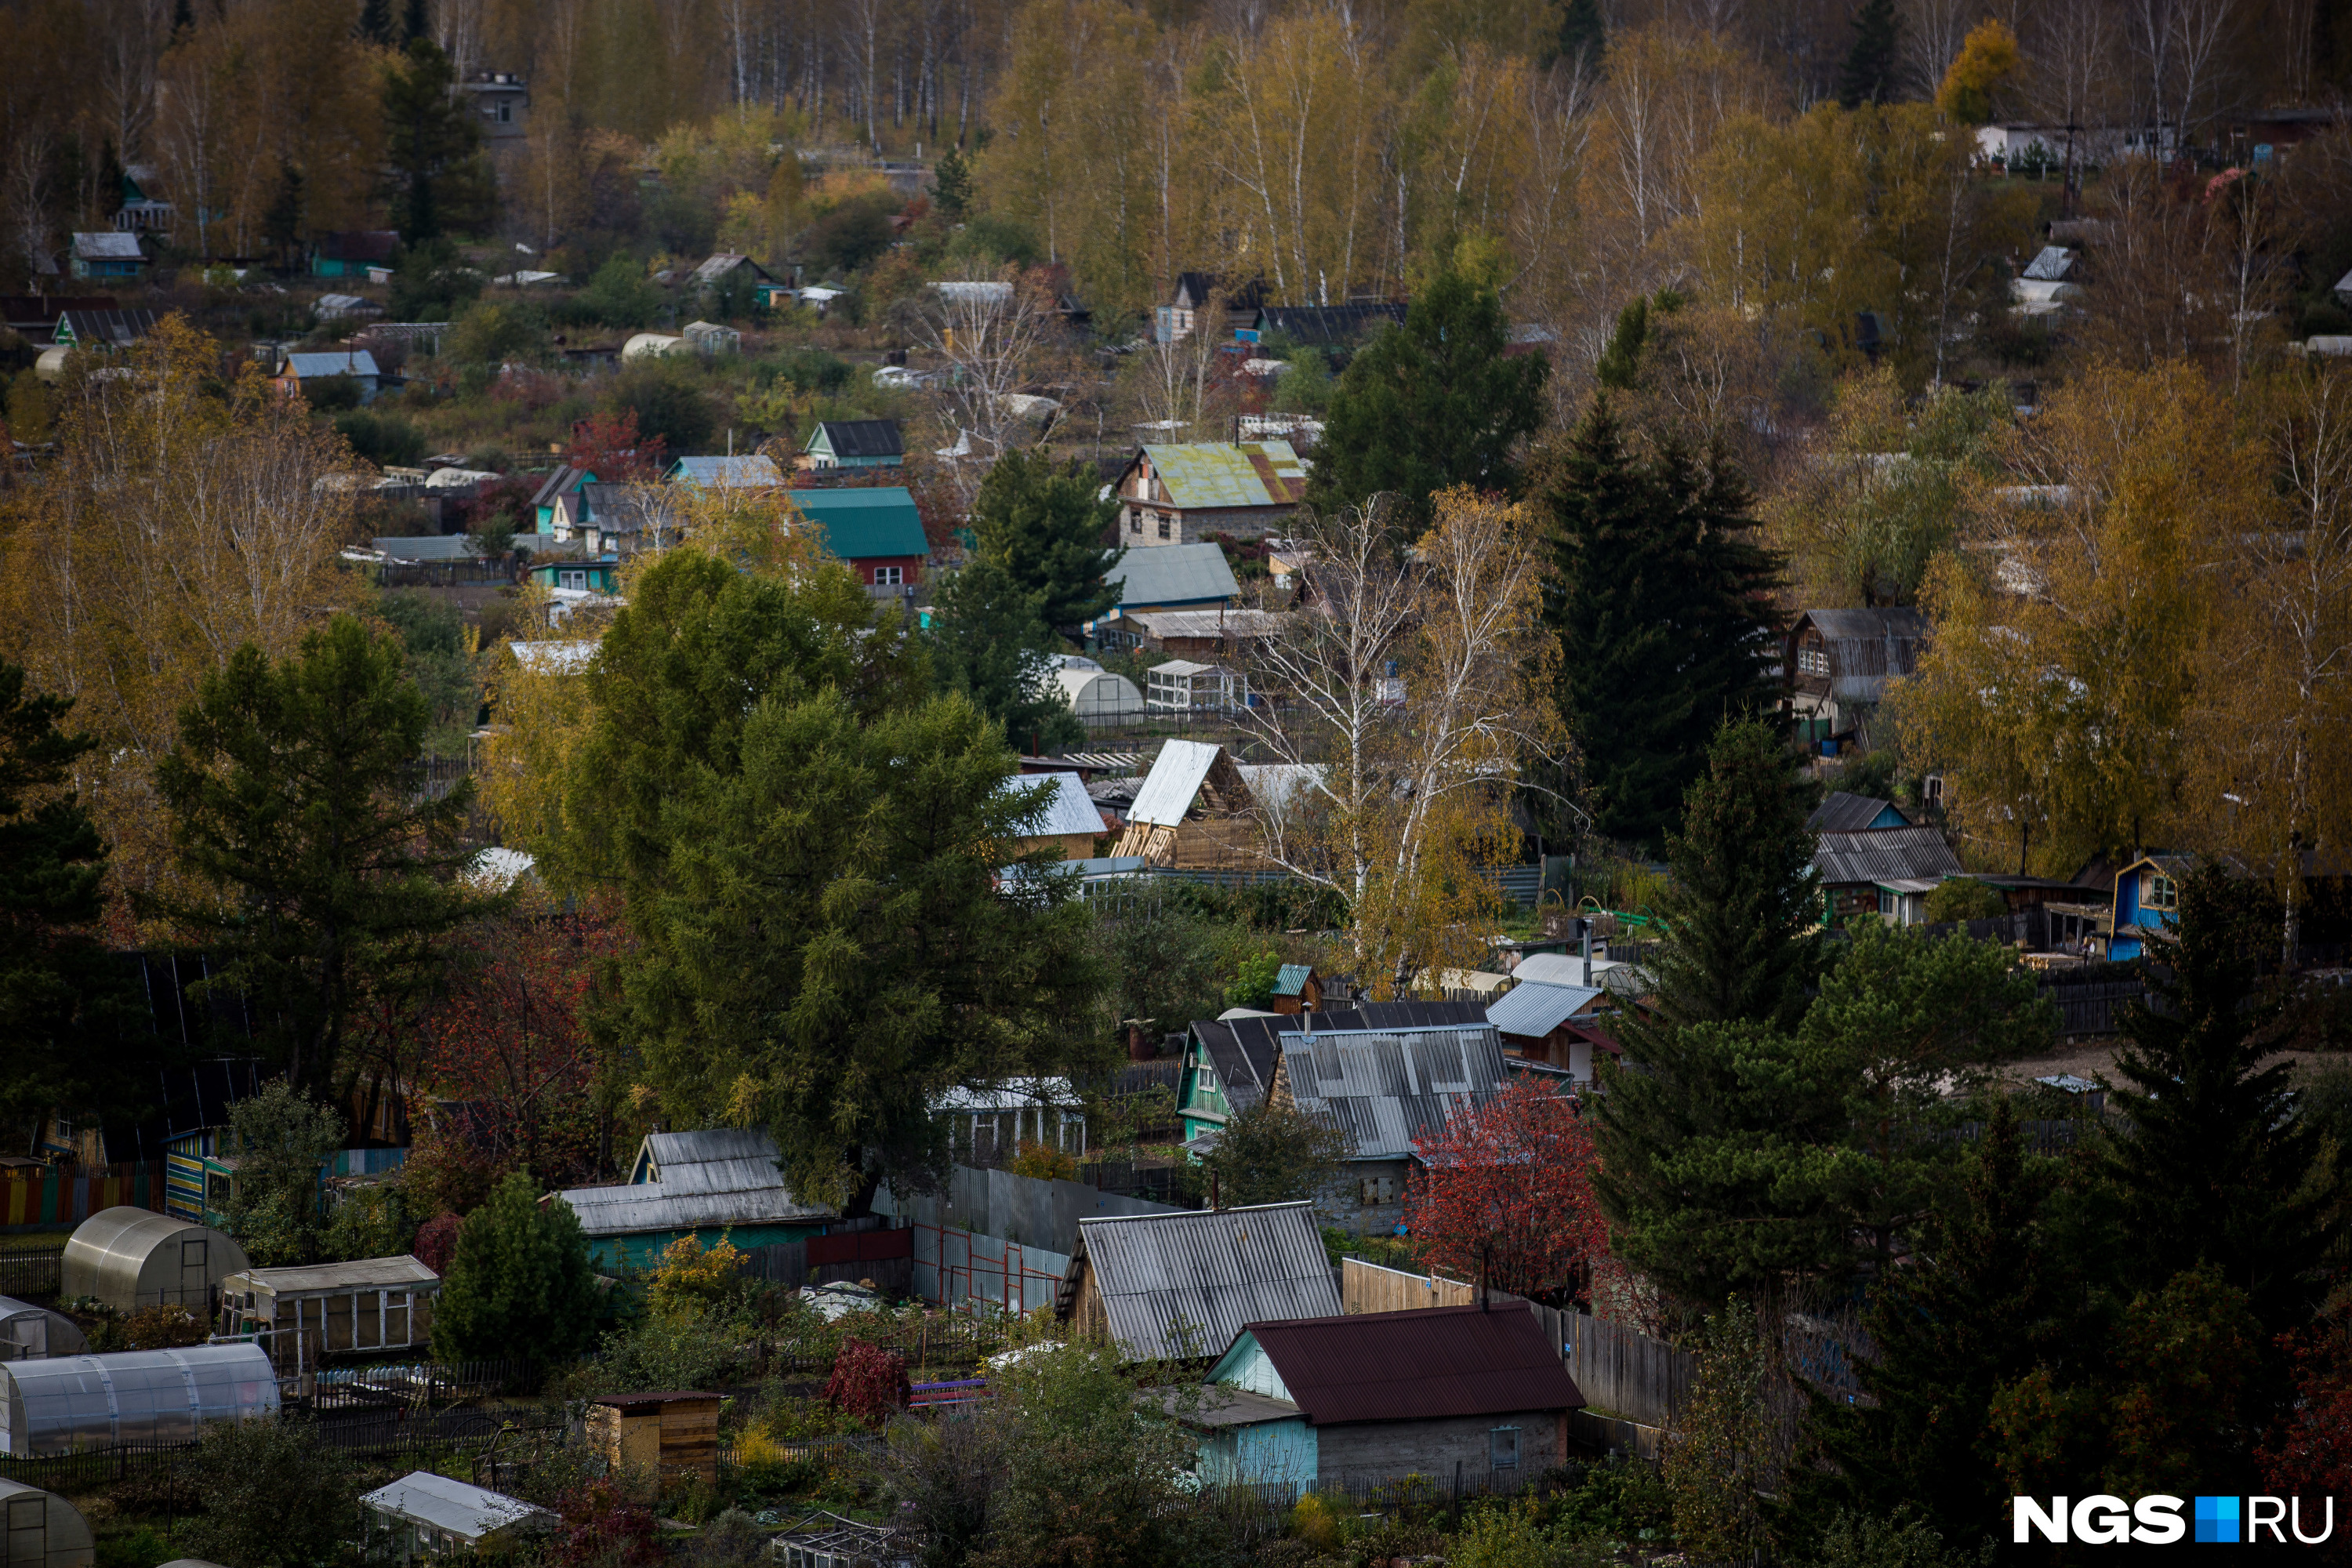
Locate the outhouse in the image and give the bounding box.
[214,1255,440,1374]
[60,1207,249,1314]
[586,1391,720,1490]
[0,1344,278,1456]
[0,1298,86,1362]
[360,1472,550,1561]
[0,1479,94,1568]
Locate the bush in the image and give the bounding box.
[1925,877,2009,924]
[413,1210,461,1272]
[449,299,547,365]
[604,361,716,452]
[1007,1139,1080,1182]
[333,407,426,467]
[806,197,896,275]
[566,255,667,330]
[825,1338,909,1425]
[303,372,365,412]
[1226,948,1283,1009]
[180,1415,358,1568]
[760,345,853,395]
[431,1169,598,1371]
[122,1303,206,1349]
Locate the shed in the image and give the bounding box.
[0,1344,278,1456]
[1000,771,1107,861]
[586,1392,720,1490]
[789,487,928,587]
[1485,982,1612,1080]
[68,232,146,280]
[1187,1305,1582,1488]
[214,1255,440,1375]
[556,1127,835,1270]
[274,350,382,405]
[1093,543,1240,626]
[1266,964,1320,1014]
[1052,667,1145,724]
[0,1480,93,1568]
[1110,740,1260,867]
[680,319,740,354]
[60,1207,249,1313]
[804,419,905,470]
[1055,1200,1340,1362]
[1813,826,1964,925]
[0,1298,87,1362]
[1144,659,1242,714]
[1784,608,1929,746]
[360,1472,551,1559]
[2110,852,2194,962]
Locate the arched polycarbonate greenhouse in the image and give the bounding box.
[0,1344,278,1457]
[0,1298,85,1361]
[59,1207,248,1315]
[0,1478,94,1567]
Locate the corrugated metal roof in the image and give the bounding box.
[361,1472,549,1541]
[635,1127,786,1193]
[554,1184,833,1234]
[284,350,381,379]
[1103,543,1240,611]
[791,486,928,561]
[1002,771,1106,839]
[1272,964,1314,996]
[1278,1018,1508,1160]
[1232,1305,1583,1424]
[1507,953,1589,988]
[670,455,782,487]
[1127,740,1225,826]
[2022,245,2074,281]
[529,465,592,510]
[812,419,903,459]
[1813,826,1964,885]
[1485,982,1600,1040]
[72,232,143,260]
[1138,443,1307,510]
[226,1256,437,1294]
[1807,791,1909,832]
[1070,1200,1340,1361]
[1123,608,1290,641]
[1793,608,1929,704]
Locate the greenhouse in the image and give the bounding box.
[0,1297,86,1361]
[0,1344,278,1457]
[1052,667,1144,724]
[0,1479,94,1568]
[59,1207,248,1315]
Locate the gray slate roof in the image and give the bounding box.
[1813,825,1965,886]
[1065,1200,1340,1361]
[72,232,143,261]
[1792,608,1930,704]
[1102,543,1239,611]
[285,350,381,380]
[1484,982,1601,1040]
[2022,245,2074,281]
[670,455,782,487]
[555,1125,835,1235]
[1277,1010,1508,1160]
[1806,791,1909,832]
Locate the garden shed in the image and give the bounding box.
[360,1472,550,1560]
[214,1255,440,1375]
[0,1479,94,1568]
[0,1343,278,1456]
[586,1392,720,1490]
[60,1207,249,1314]
[0,1298,85,1362]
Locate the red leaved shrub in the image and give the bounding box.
[825,1338,909,1426]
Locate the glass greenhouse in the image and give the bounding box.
[0,1344,278,1457]
[0,1478,95,1568]
[58,1207,248,1315]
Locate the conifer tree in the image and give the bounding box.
[1557,0,1606,70]
[357,0,392,45]
[927,557,1085,756]
[381,38,491,242]
[430,1171,598,1374]
[967,448,1123,637]
[1838,0,1903,107]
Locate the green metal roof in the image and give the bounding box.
[1138,442,1306,510]
[790,487,928,561]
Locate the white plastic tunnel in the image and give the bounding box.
[0,1479,94,1568]
[60,1208,248,1316]
[0,1343,278,1457]
[0,1299,85,1362]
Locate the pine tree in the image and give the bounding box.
[261,161,305,270]
[1557,0,1606,71]
[2106,866,2340,1343]
[967,448,1123,637]
[1594,297,1648,391]
[381,38,490,242]
[927,558,1084,756]
[144,616,503,1093]
[1789,1097,2056,1553]
[1305,266,1548,521]
[1838,0,1903,107]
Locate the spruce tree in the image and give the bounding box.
[1594,297,1648,391]
[261,161,305,271]
[430,1171,598,1374]
[928,557,1085,756]
[967,448,1123,637]
[1558,0,1606,69]
[356,0,392,44]
[381,38,491,242]
[1838,0,1903,107]
[1789,1097,2055,1554]
[1305,265,1548,521]
[2106,866,2339,1343]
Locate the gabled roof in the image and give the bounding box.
[1103,543,1240,611]
[1251,303,1406,346]
[1813,825,1964,885]
[317,230,400,264]
[1002,771,1107,840]
[1790,608,1931,704]
[71,232,143,261]
[1485,982,1601,1040]
[55,308,159,346]
[1063,1200,1339,1361]
[361,1472,549,1542]
[284,350,381,379]
[1271,964,1315,997]
[1216,1304,1583,1425]
[528,465,593,510]
[1128,443,1308,510]
[1171,273,1266,312]
[1127,740,1252,826]
[578,482,665,530]
[689,252,780,286]
[811,419,905,459]
[670,454,782,487]
[1807,791,1910,832]
[1276,1005,1508,1160]
[2022,245,2074,281]
[629,1127,786,1193]
[790,486,928,561]
[560,1124,834,1233]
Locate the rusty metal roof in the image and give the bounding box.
[1137,442,1307,510]
[1067,1200,1340,1362]
[1225,1305,1584,1425]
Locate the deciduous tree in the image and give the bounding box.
[1204,1100,1353,1210]
[1403,1077,1605,1303]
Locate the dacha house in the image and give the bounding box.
[788,486,929,592]
[550,1128,837,1272]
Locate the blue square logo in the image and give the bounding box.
[2195,1496,2240,1544]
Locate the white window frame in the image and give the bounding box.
[873,564,903,586]
[558,568,587,590]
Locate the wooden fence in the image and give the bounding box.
[1,1163,164,1232]
[1338,1258,1694,1429]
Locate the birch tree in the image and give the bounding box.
[912,266,1066,456]
[1244,488,1561,994]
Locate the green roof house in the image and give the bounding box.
[791,486,928,590]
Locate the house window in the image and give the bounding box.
[1923,773,1944,805]
[874,565,903,586]
[1798,647,1831,677]
[1130,510,1143,533]
[1156,516,1171,539]
[496,100,512,122]
[558,569,587,590]
[1490,1426,1520,1468]
[2148,873,2178,911]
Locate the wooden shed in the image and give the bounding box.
[586,1392,720,1491]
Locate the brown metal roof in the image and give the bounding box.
[1239,1305,1583,1425]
